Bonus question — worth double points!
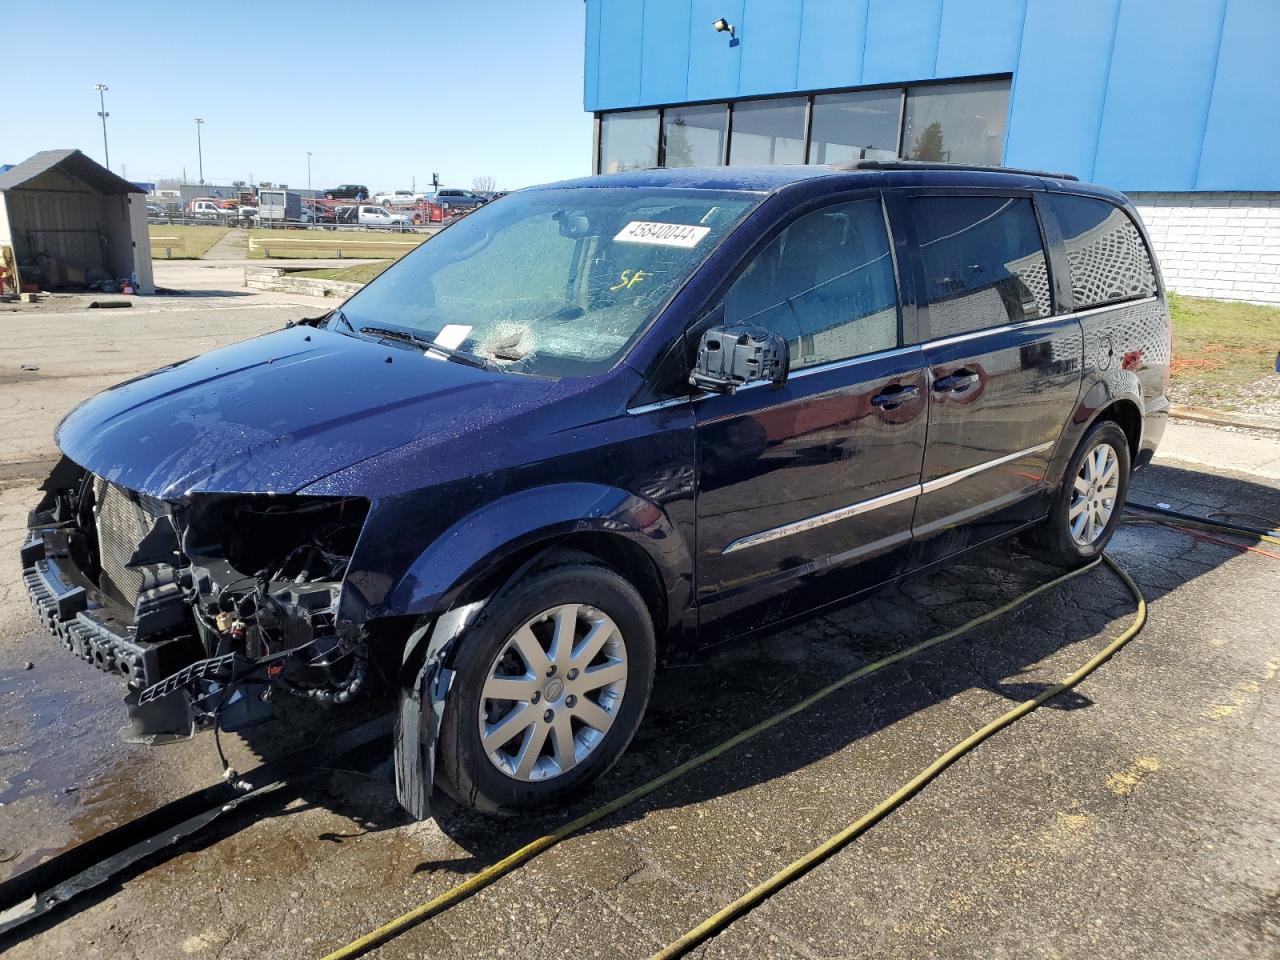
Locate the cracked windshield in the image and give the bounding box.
[338,186,762,377]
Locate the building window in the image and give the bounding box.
[722,200,899,368]
[663,103,728,167]
[807,89,902,164]
[594,76,1012,173]
[599,110,659,174]
[908,196,1051,338]
[1050,194,1157,309]
[901,79,1010,166]
[729,97,807,166]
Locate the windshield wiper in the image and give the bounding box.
[359,324,493,371]
[330,309,355,333]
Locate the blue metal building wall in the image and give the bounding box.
[584,0,1280,191]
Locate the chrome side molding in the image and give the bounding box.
[721,440,1056,554]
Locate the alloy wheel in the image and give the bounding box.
[478,604,628,782]
[1069,442,1120,546]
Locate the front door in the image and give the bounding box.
[694,197,928,643]
[899,193,1082,562]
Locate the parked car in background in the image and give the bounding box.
[374,189,425,207]
[20,162,1170,824]
[325,184,369,200]
[431,188,485,211]
[353,204,410,227]
[146,203,165,218]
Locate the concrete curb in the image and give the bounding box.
[1170,405,1279,433]
[243,265,364,299]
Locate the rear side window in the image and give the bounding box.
[721,199,899,369]
[908,196,1051,338]
[1051,194,1157,310]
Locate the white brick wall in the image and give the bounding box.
[1126,192,1280,305]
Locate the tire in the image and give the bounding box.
[1023,420,1131,567]
[436,555,656,814]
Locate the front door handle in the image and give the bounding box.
[870,384,919,410]
[932,370,980,393]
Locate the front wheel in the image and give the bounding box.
[436,556,656,814]
[1023,420,1131,567]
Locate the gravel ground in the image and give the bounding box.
[1169,373,1280,420]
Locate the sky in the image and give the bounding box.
[0,0,594,192]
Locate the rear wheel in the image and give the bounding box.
[437,556,655,814]
[1023,420,1131,567]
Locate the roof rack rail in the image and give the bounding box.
[835,159,1080,182]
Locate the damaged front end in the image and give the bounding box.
[22,456,372,740]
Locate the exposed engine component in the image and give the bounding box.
[24,459,374,742]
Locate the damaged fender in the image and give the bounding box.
[394,601,481,819]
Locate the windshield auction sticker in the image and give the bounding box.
[614,221,712,248]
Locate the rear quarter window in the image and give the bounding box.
[1050,194,1157,310]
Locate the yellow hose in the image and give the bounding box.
[322,558,1103,960]
[1128,514,1280,547]
[650,554,1146,960]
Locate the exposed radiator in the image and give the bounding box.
[92,477,166,606]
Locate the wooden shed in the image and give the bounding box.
[0,148,154,294]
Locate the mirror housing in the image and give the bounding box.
[689,324,789,394]
[554,210,592,239]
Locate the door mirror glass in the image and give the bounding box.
[690,324,789,394]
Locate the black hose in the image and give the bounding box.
[1125,500,1278,537]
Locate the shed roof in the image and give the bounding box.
[0,149,142,195]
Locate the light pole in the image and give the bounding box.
[93,84,110,169]
[194,118,205,185]
[306,151,312,192]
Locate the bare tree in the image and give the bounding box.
[472,175,497,195]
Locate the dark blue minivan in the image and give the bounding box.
[23,162,1170,818]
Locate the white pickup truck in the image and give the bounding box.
[353,204,411,227]
[372,189,425,208]
[187,199,234,220]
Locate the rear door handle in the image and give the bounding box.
[932,370,980,393]
[870,384,919,410]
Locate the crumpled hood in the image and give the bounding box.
[56,326,557,497]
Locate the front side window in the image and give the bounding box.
[662,103,727,167]
[340,187,762,378]
[721,199,899,369]
[599,110,659,173]
[1050,194,1157,310]
[902,79,1010,166]
[909,196,1051,338]
[807,89,902,164]
[729,98,806,166]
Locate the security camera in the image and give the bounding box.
[711,18,735,38]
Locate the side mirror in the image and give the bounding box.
[689,324,789,394]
